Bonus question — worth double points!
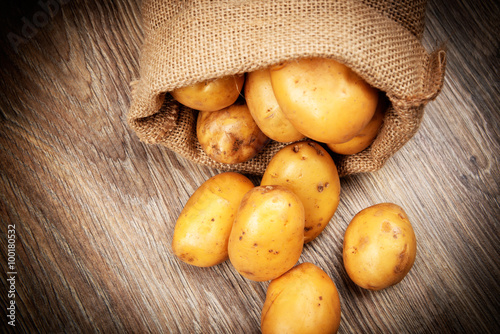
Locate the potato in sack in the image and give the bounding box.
[270,57,379,144]
[197,103,269,164]
[171,74,245,112]
[245,68,305,143]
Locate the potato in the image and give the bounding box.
[343,203,417,290]
[197,103,269,164]
[261,262,341,334]
[270,57,379,144]
[171,74,245,112]
[245,68,305,143]
[261,141,341,243]
[172,172,254,267]
[327,97,385,155]
[228,185,305,281]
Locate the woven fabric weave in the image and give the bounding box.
[128,0,446,177]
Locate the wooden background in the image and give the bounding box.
[1,0,498,333]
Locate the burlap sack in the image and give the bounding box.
[128,0,446,177]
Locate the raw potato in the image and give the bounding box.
[327,97,385,155]
[261,262,341,334]
[171,74,245,112]
[172,172,254,267]
[197,103,269,164]
[228,185,305,282]
[245,68,305,143]
[270,57,379,144]
[261,141,341,243]
[343,203,417,290]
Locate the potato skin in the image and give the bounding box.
[172,172,254,267]
[270,57,379,144]
[228,185,305,281]
[171,75,245,112]
[327,98,385,155]
[245,68,305,143]
[197,103,269,164]
[261,141,341,243]
[261,262,341,334]
[343,203,417,290]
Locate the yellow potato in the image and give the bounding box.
[171,74,245,112]
[327,98,385,155]
[343,203,417,290]
[270,57,379,144]
[197,103,269,164]
[261,262,341,334]
[245,68,305,143]
[172,172,254,267]
[261,141,340,243]
[228,185,305,281]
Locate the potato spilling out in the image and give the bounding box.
[327,97,385,155]
[261,141,341,243]
[261,262,341,334]
[343,203,417,290]
[245,68,305,143]
[228,185,305,282]
[270,57,379,144]
[172,172,254,267]
[171,74,245,112]
[197,103,269,164]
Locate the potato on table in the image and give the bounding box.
[197,103,269,164]
[261,141,341,243]
[270,57,379,144]
[228,185,304,282]
[170,74,245,112]
[343,203,417,290]
[261,262,341,334]
[172,172,254,267]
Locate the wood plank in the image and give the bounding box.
[0,0,498,332]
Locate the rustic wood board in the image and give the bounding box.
[0,0,498,333]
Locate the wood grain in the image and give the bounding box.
[0,0,499,333]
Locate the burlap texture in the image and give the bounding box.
[128,0,446,177]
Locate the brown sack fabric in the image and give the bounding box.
[128,0,446,177]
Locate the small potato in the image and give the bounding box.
[261,141,341,243]
[261,262,341,334]
[245,68,305,143]
[172,172,254,267]
[270,57,379,144]
[343,203,417,290]
[197,103,269,164]
[327,98,385,155]
[228,185,305,281]
[171,75,245,112]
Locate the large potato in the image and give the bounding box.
[261,262,341,334]
[327,97,385,155]
[343,203,417,290]
[261,141,340,243]
[245,68,305,143]
[171,74,245,112]
[197,103,269,164]
[270,57,379,144]
[228,185,305,281]
[172,172,254,267]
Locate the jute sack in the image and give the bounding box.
[128,0,446,177]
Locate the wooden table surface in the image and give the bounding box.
[1,0,498,333]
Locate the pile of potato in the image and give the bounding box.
[170,57,417,333]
